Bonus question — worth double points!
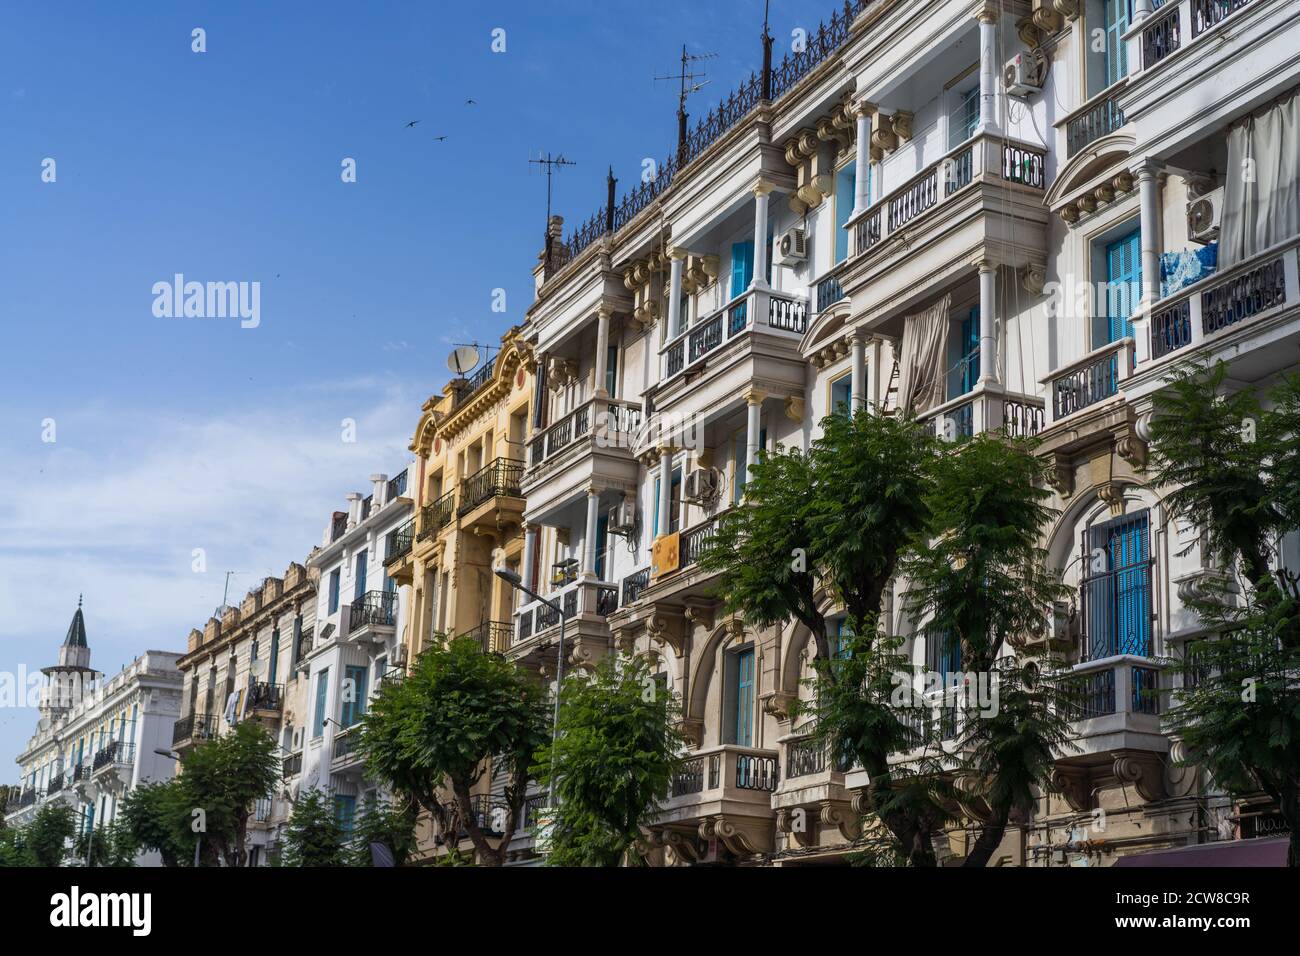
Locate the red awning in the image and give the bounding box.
[1113,837,1289,867]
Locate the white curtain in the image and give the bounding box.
[1220,88,1300,267]
[896,293,952,417]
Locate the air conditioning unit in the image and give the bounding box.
[1187,187,1224,244]
[683,468,719,503]
[1004,51,1044,97]
[608,498,637,536]
[774,227,808,266]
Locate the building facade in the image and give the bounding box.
[508,0,1300,865]
[8,602,183,865]
[172,562,316,865]
[298,466,414,832]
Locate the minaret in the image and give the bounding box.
[40,596,101,720]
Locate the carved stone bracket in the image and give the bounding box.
[820,800,862,841]
[677,717,705,749]
[646,609,688,658]
[1050,765,1092,813]
[761,690,797,721]
[1113,751,1166,804]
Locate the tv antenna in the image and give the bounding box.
[655,46,717,162]
[529,151,578,267]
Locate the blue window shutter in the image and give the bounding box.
[1105,229,1142,343]
[605,345,618,396]
[595,513,609,580]
[313,668,329,737]
[653,478,661,535]
[961,309,980,394]
[1104,0,1131,86]
[731,241,754,299]
[328,570,340,614]
[354,551,367,601]
[734,649,755,747]
[835,162,856,263]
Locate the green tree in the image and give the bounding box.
[176,721,279,866]
[280,788,346,867]
[75,817,139,867]
[118,780,193,867]
[899,432,1074,866]
[25,802,77,866]
[357,635,550,866]
[700,409,946,865]
[0,823,36,866]
[1149,362,1300,866]
[534,657,683,866]
[347,793,419,866]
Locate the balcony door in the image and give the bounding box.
[1104,228,1142,344]
[1103,0,1130,88]
[594,511,609,581]
[730,241,753,300]
[727,647,756,748]
[353,550,368,601]
[1083,510,1152,659]
[948,308,980,399]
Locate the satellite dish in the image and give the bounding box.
[448,345,481,376]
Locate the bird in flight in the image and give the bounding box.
[465,99,476,106]
[434,135,448,142]
[404,119,420,128]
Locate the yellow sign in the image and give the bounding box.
[652,533,680,579]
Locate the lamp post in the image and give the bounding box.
[493,566,565,808]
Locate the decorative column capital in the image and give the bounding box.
[850,98,876,119]
[976,3,1000,24]
[972,256,999,273]
[667,246,690,261]
[752,178,777,198]
[743,387,767,407]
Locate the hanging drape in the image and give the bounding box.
[896,293,952,417]
[1220,88,1300,266]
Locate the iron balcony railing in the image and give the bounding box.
[672,756,706,797]
[384,520,414,564]
[17,788,39,808]
[1142,3,1182,68]
[458,620,513,655]
[1050,340,1131,421]
[418,490,455,541]
[458,458,524,516]
[92,740,135,772]
[528,400,642,468]
[451,362,496,409]
[282,752,302,778]
[332,730,361,763]
[173,713,219,745]
[815,272,846,313]
[1066,89,1125,158]
[46,771,64,794]
[735,753,779,791]
[545,0,871,281]
[351,589,397,629]
[70,764,90,784]
[680,514,723,569]
[246,681,284,713]
[386,469,408,501]
[622,567,651,606]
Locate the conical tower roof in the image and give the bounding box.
[64,595,88,648]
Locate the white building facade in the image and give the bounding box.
[8,602,183,865]
[515,0,1300,865]
[296,466,415,832]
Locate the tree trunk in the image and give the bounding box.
[861,754,937,867]
[451,778,503,866]
[963,807,1009,868]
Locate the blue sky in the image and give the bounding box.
[0,0,823,773]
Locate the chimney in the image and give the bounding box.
[370,473,388,509]
[346,492,363,528]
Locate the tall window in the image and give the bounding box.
[730,241,754,300]
[268,628,279,686]
[328,569,341,615]
[925,627,962,682]
[594,512,609,581]
[312,667,330,738]
[948,308,980,398]
[1082,510,1152,660]
[830,372,852,418]
[605,344,618,397]
[835,161,859,263]
[1103,0,1130,88]
[653,467,683,535]
[334,794,357,834]
[341,665,368,728]
[1104,228,1142,344]
[728,648,756,747]
[948,84,980,150]
[353,551,368,601]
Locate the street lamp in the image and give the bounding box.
[494,566,565,808]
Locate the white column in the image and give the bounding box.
[1137,163,1162,316]
[977,258,998,386]
[852,104,872,217]
[745,389,765,488]
[977,6,999,135]
[594,307,612,398]
[522,523,538,593]
[657,447,673,537]
[868,338,883,408]
[850,332,867,410]
[1133,0,1154,22]
[751,182,774,289]
[582,488,601,579]
[667,251,686,338]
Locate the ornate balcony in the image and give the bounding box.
[331,728,364,774]
[348,590,397,644]
[173,713,219,749]
[1044,338,1135,426]
[919,384,1046,442]
[659,288,808,386]
[646,745,780,863]
[383,519,416,585]
[457,620,513,655]
[1132,237,1299,373]
[417,490,455,542]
